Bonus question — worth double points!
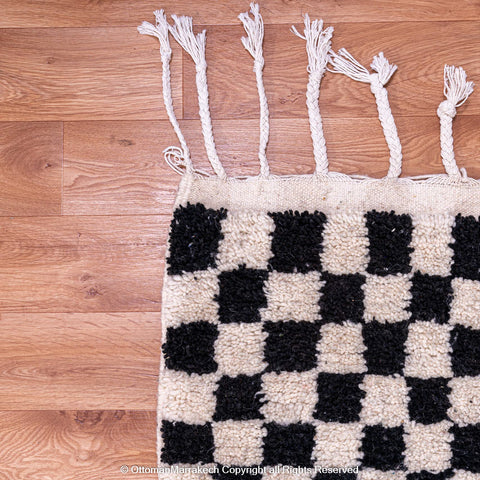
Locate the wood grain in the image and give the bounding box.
[0,410,156,480]
[63,116,480,216]
[0,216,167,312]
[0,0,478,27]
[0,122,62,216]
[0,313,160,410]
[0,1,479,478]
[183,22,480,119]
[63,121,180,215]
[0,28,182,121]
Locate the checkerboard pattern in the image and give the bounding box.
[160,202,480,479]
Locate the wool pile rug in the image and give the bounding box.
[138,4,479,480]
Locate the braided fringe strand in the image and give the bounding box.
[329,49,403,179]
[291,15,333,176]
[239,3,271,177]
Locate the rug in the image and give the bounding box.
[138,4,479,480]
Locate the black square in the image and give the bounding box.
[167,203,227,275]
[363,321,408,375]
[319,273,365,324]
[268,210,326,273]
[361,425,405,471]
[451,424,480,472]
[366,210,413,276]
[314,372,365,423]
[161,420,214,464]
[451,325,480,376]
[451,214,480,280]
[264,321,320,372]
[409,272,453,323]
[406,377,451,424]
[262,422,315,467]
[216,267,267,323]
[163,321,218,374]
[214,374,264,421]
[407,471,454,480]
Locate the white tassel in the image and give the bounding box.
[371,52,397,85]
[291,14,333,175]
[169,15,227,179]
[329,49,402,178]
[239,3,270,177]
[437,65,474,177]
[138,10,193,174]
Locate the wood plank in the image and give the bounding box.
[184,22,480,119]
[0,216,167,312]
[0,0,478,27]
[63,116,480,215]
[63,121,179,215]
[0,28,181,121]
[0,313,160,410]
[0,410,156,479]
[0,122,62,215]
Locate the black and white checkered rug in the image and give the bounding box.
[158,201,480,480]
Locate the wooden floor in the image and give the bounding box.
[0,0,479,478]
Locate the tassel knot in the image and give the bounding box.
[437,100,457,119]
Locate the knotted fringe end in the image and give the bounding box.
[329,48,402,179]
[137,11,193,174]
[239,2,265,68]
[168,15,226,179]
[291,15,333,76]
[329,49,397,86]
[371,52,397,86]
[169,15,206,66]
[292,14,333,176]
[137,10,171,57]
[239,2,270,178]
[437,65,475,178]
[443,65,475,108]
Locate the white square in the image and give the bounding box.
[161,370,219,424]
[360,375,409,427]
[216,211,274,270]
[363,274,411,323]
[262,271,322,322]
[448,377,480,426]
[450,278,480,329]
[321,213,369,275]
[314,422,363,468]
[410,214,454,276]
[162,269,219,327]
[215,323,267,376]
[404,421,453,472]
[261,371,317,423]
[318,322,366,374]
[404,321,453,378]
[213,420,265,466]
